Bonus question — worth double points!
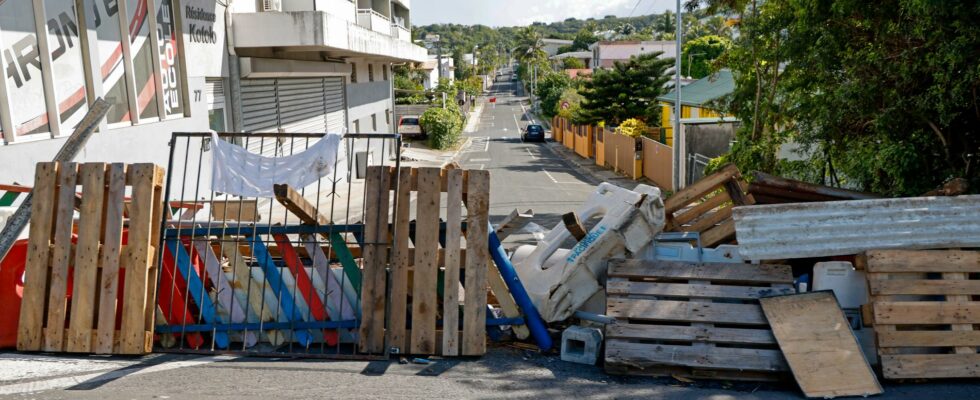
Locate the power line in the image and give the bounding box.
[627,0,644,18]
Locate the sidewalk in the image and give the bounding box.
[547,142,648,190]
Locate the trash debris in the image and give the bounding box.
[412,358,431,365]
[560,326,603,365]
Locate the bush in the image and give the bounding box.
[420,107,463,150]
[617,118,648,138]
[562,58,586,69]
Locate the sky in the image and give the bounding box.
[411,0,677,27]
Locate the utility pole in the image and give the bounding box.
[672,0,683,191]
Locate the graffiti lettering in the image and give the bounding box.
[2,10,83,89]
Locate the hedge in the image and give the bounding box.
[420,107,463,150]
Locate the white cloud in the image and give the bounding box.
[412,0,676,27]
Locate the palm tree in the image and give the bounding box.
[513,26,546,64]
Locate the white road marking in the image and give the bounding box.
[513,114,522,132]
[541,168,590,185]
[469,158,492,162]
[525,148,538,159]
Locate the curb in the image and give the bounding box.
[546,142,642,187]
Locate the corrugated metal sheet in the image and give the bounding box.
[733,195,980,260]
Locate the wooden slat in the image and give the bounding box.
[118,164,156,354]
[94,163,127,354]
[669,191,730,228]
[387,167,413,353]
[462,170,489,356]
[608,259,794,284]
[607,298,767,325]
[869,279,980,295]
[411,167,441,355]
[760,292,881,398]
[441,169,463,356]
[878,330,980,348]
[874,302,980,325]
[881,354,980,379]
[606,323,776,345]
[944,272,975,354]
[273,184,330,226]
[687,206,733,234]
[865,250,980,273]
[66,163,107,353]
[358,166,391,354]
[17,162,60,351]
[699,219,736,247]
[144,166,165,338]
[607,280,794,300]
[43,163,78,352]
[605,339,787,372]
[220,241,285,346]
[665,163,739,213]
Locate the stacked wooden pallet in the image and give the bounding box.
[359,166,491,357]
[663,164,754,247]
[18,162,165,355]
[604,258,794,381]
[864,249,980,379]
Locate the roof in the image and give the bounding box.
[565,69,593,79]
[550,51,592,60]
[542,38,573,45]
[657,69,735,106]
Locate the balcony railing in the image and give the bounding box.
[391,24,410,42]
[356,8,391,35]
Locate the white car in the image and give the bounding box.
[397,115,424,138]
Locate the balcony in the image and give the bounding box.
[391,24,411,42]
[356,8,391,35]
[231,11,427,63]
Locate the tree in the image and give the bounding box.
[571,26,598,51]
[681,35,730,78]
[556,88,584,120]
[577,52,674,126]
[617,22,636,36]
[562,57,586,69]
[534,72,574,118]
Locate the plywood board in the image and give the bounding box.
[760,291,882,398]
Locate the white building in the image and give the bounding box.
[541,38,572,57]
[419,55,454,89]
[0,0,426,184]
[589,40,676,69]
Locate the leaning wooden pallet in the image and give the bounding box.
[17,162,165,355]
[863,249,980,379]
[604,258,794,381]
[662,164,754,247]
[359,166,491,357]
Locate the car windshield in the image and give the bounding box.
[527,125,543,133]
[401,118,419,125]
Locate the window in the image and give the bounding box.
[86,0,131,125]
[382,64,388,81]
[371,114,377,131]
[128,0,160,120]
[353,119,360,133]
[368,64,374,82]
[385,109,390,125]
[1,0,51,136]
[44,0,89,134]
[156,0,185,116]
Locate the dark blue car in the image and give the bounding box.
[522,124,546,142]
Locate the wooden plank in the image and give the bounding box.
[66,163,107,353]
[493,209,533,239]
[144,166,165,340]
[607,280,794,300]
[94,163,126,354]
[220,241,285,346]
[562,212,587,241]
[881,354,980,379]
[42,163,78,352]
[605,363,781,382]
[411,167,441,355]
[723,177,751,206]
[878,330,980,348]
[359,166,391,354]
[699,219,736,247]
[272,234,338,346]
[607,298,767,325]
[874,302,980,325]
[118,164,155,355]
[760,292,881,398]
[865,250,980,273]
[608,259,794,284]
[943,272,975,354]
[606,323,776,346]
[487,209,531,340]
[462,170,490,356]
[669,191,730,228]
[248,237,313,347]
[869,279,980,295]
[687,206,732,234]
[387,167,413,353]
[273,184,330,226]
[605,339,787,372]
[665,163,739,214]
[192,239,258,348]
[17,162,60,351]
[441,168,463,356]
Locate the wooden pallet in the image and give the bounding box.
[863,249,980,379]
[17,162,165,355]
[663,164,754,247]
[604,258,794,381]
[359,166,490,357]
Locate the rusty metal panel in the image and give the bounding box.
[733,195,980,260]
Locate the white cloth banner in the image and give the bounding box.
[210,132,344,197]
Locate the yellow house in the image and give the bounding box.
[658,69,734,145]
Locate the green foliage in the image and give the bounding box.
[698,0,980,195]
[460,76,483,97]
[681,35,730,79]
[571,27,599,51]
[420,107,463,150]
[562,57,586,69]
[556,88,584,120]
[577,53,674,126]
[534,72,574,118]
[617,118,648,138]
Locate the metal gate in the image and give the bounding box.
[155,132,400,359]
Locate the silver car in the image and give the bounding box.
[397,115,424,138]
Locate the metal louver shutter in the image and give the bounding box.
[239,77,348,157]
[277,78,328,133]
[241,79,279,133]
[323,77,346,133]
[205,79,225,108]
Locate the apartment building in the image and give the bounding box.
[0,0,426,184]
[589,40,676,69]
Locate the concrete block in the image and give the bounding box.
[561,325,603,365]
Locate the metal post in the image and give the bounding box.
[672,0,683,190]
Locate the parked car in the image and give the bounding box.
[522,124,546,142]
[398,115,424,138]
